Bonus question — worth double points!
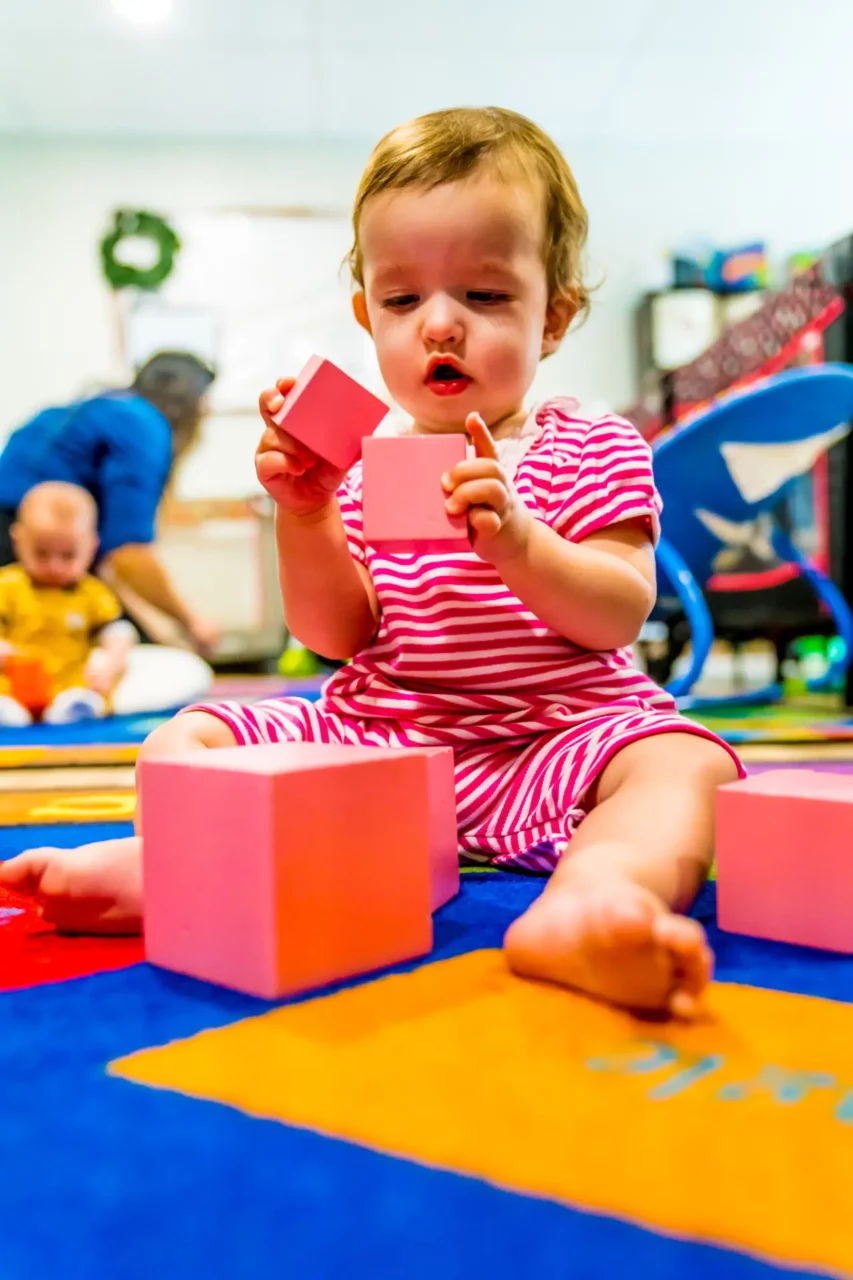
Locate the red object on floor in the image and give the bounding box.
[0,882,143,990]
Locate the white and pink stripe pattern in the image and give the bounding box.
[193,400,741,871]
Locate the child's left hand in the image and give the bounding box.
[85,650,120,697]
[443,413,533,564]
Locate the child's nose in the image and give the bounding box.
[421,296,463,346]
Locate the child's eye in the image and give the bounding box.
[382,295,419,309]
[467,291,512,305]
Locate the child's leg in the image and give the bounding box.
[0,710,237,933]
[42,688,107,724]
[504,732,738,1017]
[0,694,32,726]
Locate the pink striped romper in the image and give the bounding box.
[194,398,741,873]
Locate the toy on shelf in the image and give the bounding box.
[271,355,389,471]
[5,654,54,717]
[362,433,469,551]
[140,741,459,999]
[716,770,853,952]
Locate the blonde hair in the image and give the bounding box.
[17,482,97,531]
[348,106,590,322]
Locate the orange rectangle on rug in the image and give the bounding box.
[112,950,853,1277]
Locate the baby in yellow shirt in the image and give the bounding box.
[0,482,136,725]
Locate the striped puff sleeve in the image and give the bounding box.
[545,411,662,545]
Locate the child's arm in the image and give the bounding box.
[85,620,137,695]
[257,379,379,660]
[492,520,654,650]
[275,506,379,659]
[444,414,655,651]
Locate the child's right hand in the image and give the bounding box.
[256,377,349,518]
[0,640,13,668]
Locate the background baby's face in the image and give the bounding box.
[13,517,98,589]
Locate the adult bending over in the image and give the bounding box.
[0,351,218,655]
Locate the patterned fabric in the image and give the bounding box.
[193,398,742,870]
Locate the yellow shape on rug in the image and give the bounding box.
[112,949,853,1275]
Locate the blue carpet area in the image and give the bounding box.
[1,820,847,1279]
[0,713,174,747]
[0,683,324,747]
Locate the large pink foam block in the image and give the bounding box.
[140,742,436,999]
[418,746,459,911]
[716,770,853,952]
[362,434,469,552]
[271,355,389,471]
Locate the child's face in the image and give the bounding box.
[13,519,97,589]
[355,171,568,433]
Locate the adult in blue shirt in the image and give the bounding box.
[0,351,218,653]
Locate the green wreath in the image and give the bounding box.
[100,209,181,291]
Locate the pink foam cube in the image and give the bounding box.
[362,434,469,552]
[716,770,853,951]
[140,742,436,999]
[271,355,389,471]
[417,746,459,911]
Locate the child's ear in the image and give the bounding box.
[9,523,20,554]
[352,291,373,336]
[541,291,577,356]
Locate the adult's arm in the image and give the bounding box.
[102,542,195,629]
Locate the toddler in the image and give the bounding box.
[1,108,742,1016]
[0,482,135,724]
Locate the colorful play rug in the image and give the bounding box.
[688,695,853,745]
[3,812,853,1280]
[0,675,326,767]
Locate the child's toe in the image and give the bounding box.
[0,849,53,895]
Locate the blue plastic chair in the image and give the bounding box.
[651,364,853,702]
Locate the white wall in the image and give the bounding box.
[2,134,852,497]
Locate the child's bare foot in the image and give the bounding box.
[0,837,143,935]
[504,875,712,1018]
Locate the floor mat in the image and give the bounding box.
[2,855,851,1280]
[0,822,143,991]
[688,698,853,744]
[0,677,324,763]
[0,766,134,792]
[1,718,851,1279]
[0,788,136,826]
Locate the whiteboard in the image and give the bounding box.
[123,210,386,413]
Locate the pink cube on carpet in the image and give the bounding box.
[417,746,459,911]
[271,355,389,471]
[140,742,437,999]
[716,770,853,951]
[362,433,469,552]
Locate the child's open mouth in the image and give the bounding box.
[425,360,472,397]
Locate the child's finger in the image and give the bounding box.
[266,423,316,469]
[257,449,305,482]
[445,478,508,516]
[259,377,297,417]
[256,426,313,472]
[468,508,502,538]
[441,458,504,491]
[466,412,499,461]
[0,849,51,896]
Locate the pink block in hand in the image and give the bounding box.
[140,742,434,999]
[362,434,469,552]
[716,770,853,951]
[271,355,389,471]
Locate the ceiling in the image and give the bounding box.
[2,0,853,143]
